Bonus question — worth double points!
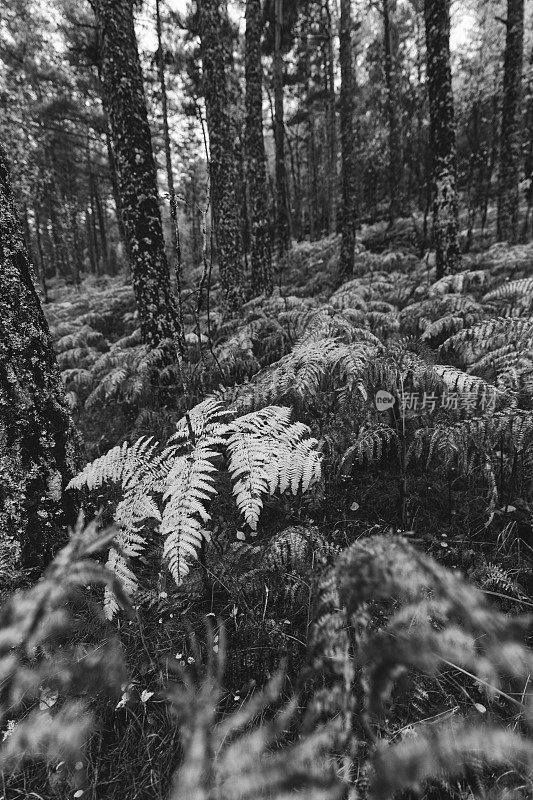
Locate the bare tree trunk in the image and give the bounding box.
[383,0,401,224]
[274,0,291,255]
[68,204,83,286]
[93,182,110,274]
[34,206,49,302]
[339,0,357,278]
[424,0,461,278]
[497,0,525,244]
[245,0,273,294]
[324,0,338,235]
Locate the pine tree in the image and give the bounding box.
[339,0,357,278]
[245,0,273,295]
[424,0,461,278]
[497,0,524,244]
[0,144,79,572]
[92,0,185,350]
[197,0,246,311]
[383,0,401,224]
[273,0,291,255]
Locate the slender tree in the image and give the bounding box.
[339,0,357,278]
[383,0,401,224]
[273,0,291,255]
[324,0,338,236]
[155,0,179,268]
[92,0,185,349]
[424,0,461,278]
[197,0,245,311]
[0,144,79,573]
[245,0,273,295]
[497,0,524,244]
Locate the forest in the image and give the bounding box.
[4,0,533,797]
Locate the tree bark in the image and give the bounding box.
[383,0,401,224]
[497,0,525,244]
[245,0,273,295]
[339,0,357,278]
[424,0,461,278]
[324,0,338,235]
[273,0,291,255]
[93,0,185,350]
[197,0,246,311]
[0,145,79,573]
[155,0,179,267]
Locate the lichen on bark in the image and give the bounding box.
[198,0,246,312]
[0,144,79,574]
[93,0,185,352]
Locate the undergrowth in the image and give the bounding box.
[10,226,533,798]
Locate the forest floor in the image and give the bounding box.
[10,217,533,799]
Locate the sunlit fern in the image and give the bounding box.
[68,400,321,617]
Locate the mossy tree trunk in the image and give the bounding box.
[198,0,245,312]
[93,0,185,351]
[497,0,524,244]
[424,0,461,279]
[0,145,79,573]
[339,0,357,279]
[245,0,273,295]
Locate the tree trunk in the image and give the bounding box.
[198,0,246,311]
[93,0,184,351]
[424,0,461,278]
[383,0,401,224]
[155,0,180,272]
[93,182,110,274]
[105,128,130,270]
[273,0,291,255]
[245,0,273,295]
[497,0,525,244]
[68,204,83,286]
[0,145,79,574]
[34,206,49,303]
[324,0,338,235]
[339,0,357,278]
[303,13,318,241]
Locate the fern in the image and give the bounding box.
[341,424,399,471]
[226,406,321,530]
[0,518,126,778]
[483,277,533,306]
[440,318,533,366]
[167,628,344,800]
[68,400,321,615]
[371,720,533,800]
[161,430,221,583]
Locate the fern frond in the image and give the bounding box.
[440,318,533,365]
[483,277,533,304]
[371,721,533,800]
[67,437,159,492]
[161,439,220,582]
[341,425,399,472]
[226,407,321,529]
